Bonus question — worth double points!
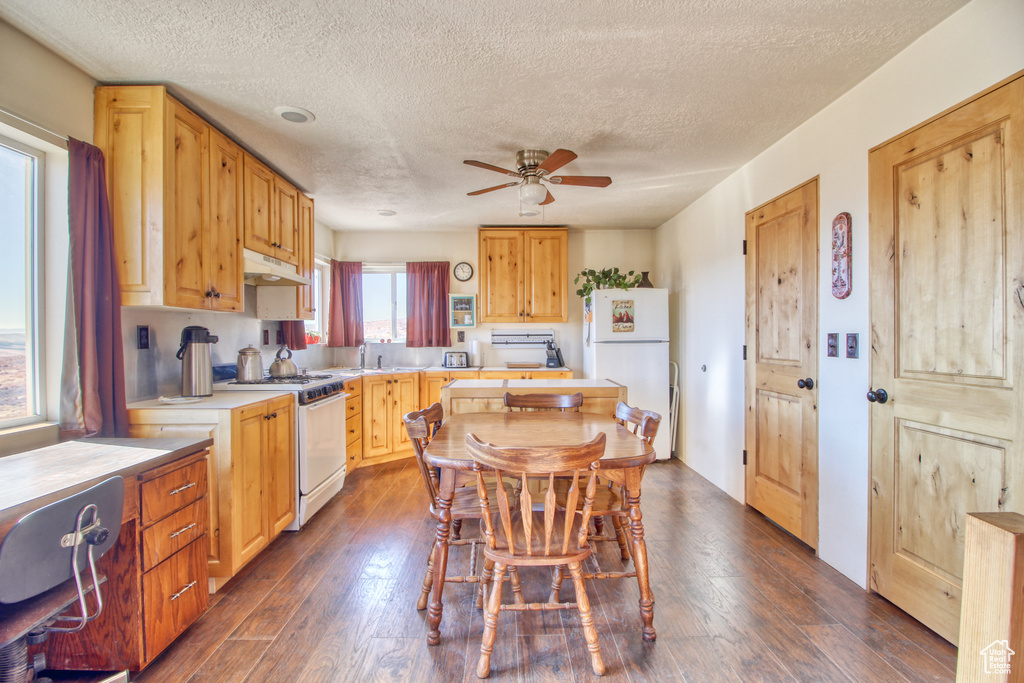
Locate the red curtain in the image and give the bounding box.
[280,321,307,350]
[406,262,450,347]
[60,138,129,438]
[328,261,364,347]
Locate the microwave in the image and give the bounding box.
[443,351,468,368]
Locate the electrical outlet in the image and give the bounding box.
[457,330,465,342]
[263,329,270,345]
[826,333,838,357]
[137,325,150,350]
[276,330,284,345]
[846,333,859,359]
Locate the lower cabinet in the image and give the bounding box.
[420,370,480,407]
[343,377,363,469]
[477,370,574,380]
[361,373,419,465]
[129,393,296,591]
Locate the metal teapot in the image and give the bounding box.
[236,345,264,383]
[269,346,298,378]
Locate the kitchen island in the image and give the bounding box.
[440,378,626,416]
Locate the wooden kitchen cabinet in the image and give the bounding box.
[361,373,419,464]
[477,370,574,380]
[479,227,568,323]
[94,85,243,311]
[420,370,479,407]
[243,152,300,266]
[343,377,363,468]
[296,192,316,319]
[129,393,296,591]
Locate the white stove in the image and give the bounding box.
[217,371,355,529]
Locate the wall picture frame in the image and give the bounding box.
[449,294,477,328]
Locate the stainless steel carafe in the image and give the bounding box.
[176,326,219,397]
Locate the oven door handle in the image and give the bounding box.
[304,393,347,411]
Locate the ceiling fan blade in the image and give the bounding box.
[548,175,612,188]
[540,190,555,205]
[537,148,577,174]
[464,160,521,177]
[467,182,520,196]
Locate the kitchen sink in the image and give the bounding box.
[364,366,422,373]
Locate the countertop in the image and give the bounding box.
[0,437,213,518]
[128,390,294,410]
[325,366,571,374]
[447,378,620,389]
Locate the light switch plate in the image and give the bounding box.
[827,333,838,357]
[846,333,859,359]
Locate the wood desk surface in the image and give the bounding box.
[0,437,212,525]
[423,412,654,470]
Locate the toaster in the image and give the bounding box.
[443,351,468,368]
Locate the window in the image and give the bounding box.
[0,135,44,428]
[362,265,406,342]
[304,259,330,343]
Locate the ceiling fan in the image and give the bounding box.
[464,149,612,206]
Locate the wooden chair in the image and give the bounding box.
[503,391,583,412]
[555,403,661,566]
[404,405,522,611]
[466,432,607,678]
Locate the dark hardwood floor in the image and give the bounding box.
[134,457,957,682]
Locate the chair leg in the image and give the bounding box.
[568,561,606,676]
[417,543,436,611]
[593,515,605,535]
[452,518,463,541]
[548,565,565,603]
[477,562,506,679]
[477,557,494,610]
[610,516,631,561]
[508,566,525,604]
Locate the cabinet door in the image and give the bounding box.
[296,193,315,319]
[479,371,529,380]
[479,229,525,322]
[420,372,449,408]
[391,374,420,452]
[362,377,392,458]
[273,177,299,266]
[165,103,210,310]
[265,396,296,536]
[207,129,245,312]
[234,404,271,567]
[243,153,275,257]
[524,229,568,322]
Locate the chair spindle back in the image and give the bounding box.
[403,403,445,503]
[503,392,584,412]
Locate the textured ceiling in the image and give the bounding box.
[1,0,967,232]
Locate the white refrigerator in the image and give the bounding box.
[583,288,671,460]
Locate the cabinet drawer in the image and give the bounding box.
[346,414,361,446]
[140,459,207,527]
[347,439,362,464]
[142,500,207,571]
[346,397,361,419]
[343,378,361,397]
[143,537,209,662]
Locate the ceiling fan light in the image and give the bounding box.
[519,180,547,205]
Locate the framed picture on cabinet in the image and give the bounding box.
[449,294,477,328]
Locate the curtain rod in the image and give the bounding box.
[0,107,69,148]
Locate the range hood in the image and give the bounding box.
[243,248,310,287]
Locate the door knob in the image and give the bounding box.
[797,378,814,389]
[867,388,888,404]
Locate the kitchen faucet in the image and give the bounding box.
[358,343,366,369]
[377,355,383,370]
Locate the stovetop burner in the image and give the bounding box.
[230,374,332,385]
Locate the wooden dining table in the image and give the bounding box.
[421,411,658,646]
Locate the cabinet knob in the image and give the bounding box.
[214,291,222,299]
[518,312,523,317]
[205,290,213,298]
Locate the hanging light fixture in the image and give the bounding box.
[519,176,547,205]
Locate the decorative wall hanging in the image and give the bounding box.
[831,212,852,299]
[612,299,635,333]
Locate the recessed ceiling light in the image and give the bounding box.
[273,105,315,123]
[377,209,397,217]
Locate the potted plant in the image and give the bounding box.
[574,267,642,308]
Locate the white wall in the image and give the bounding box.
[653,0,1024,586]
[332,228,654,371]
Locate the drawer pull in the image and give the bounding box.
[170,581,197,601]
[169,522,197,539]
[168,482,197,496]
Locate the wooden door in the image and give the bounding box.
[165,103,210,309]
[744,178,819,549]
[868,75,1024,644]
[391,374,419,452]
[207,129,244,312]
[243,153,275,257]
[296,192,315,319]
[273,177,299,265]
[524,229,569,322]
[362,376,392,458]
[265,396,296,536]
[234,404,270,566]
[479,229,524,322]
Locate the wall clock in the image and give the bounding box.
[454,261,474,282]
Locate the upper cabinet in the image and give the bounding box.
[479,228,568,323]
[296,193,316,320]
[95,85,313,313]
